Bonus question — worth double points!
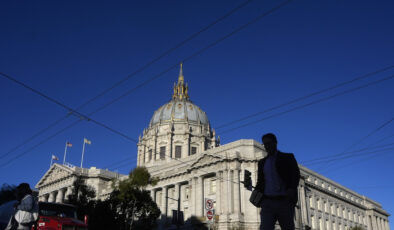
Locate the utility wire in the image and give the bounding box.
[80,0,294,116]
[0,72,139,141]
[0,0,293,166]
[305,116,394,172]
[105,68,394,173]
[302,141,394,166]
[216,65,394,129]
[247,140,394,177]
[104,156,137,169]
[0,120,81,167]
[0,0,254,160]
[318,148,393,175]
[2,1,392,186]
[303,145,394,166]
[218,75,394,134]
[69,0,255,111]
[2,72,393,174]
[302,116,394,164]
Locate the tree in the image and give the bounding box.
[111,166,161,230]
[0,184,16,205]
[66,176,96,220]
[88,199,119,230]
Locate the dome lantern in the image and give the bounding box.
[172,63,189,100]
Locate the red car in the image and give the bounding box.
[33,202,88,230]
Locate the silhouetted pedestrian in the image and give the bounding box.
[255,133,300,230]
[5,183,36,230]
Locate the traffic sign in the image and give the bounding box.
[206,210,214,220]
[205,198,214,210]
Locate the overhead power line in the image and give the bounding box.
[0,0,255,160]
[218,74,394,135]
[0,0,293,166]
[318,148,393,175]
[303,144,394,166]
[302,116,394,164]
[216,65,394,130]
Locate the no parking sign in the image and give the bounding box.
[205,198,214,210]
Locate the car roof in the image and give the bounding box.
[39,202,76,208]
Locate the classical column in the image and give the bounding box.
[385,219,390,230]
[383,218,388,230]
[150,189,155,202]
[167,134,172,163]
[159,186,168,223]
[161,186,168,219]
[216,171,222,214]
[154,134,157,161]
[380,218,384,230]
[64,187,72,202]
[227,170,233,213]
[174,183,181,220]
[372,215,378,230]
[233,169,241,214]
[56,189,64,203]
[196,176,204,217]
[48,192,55,203]
[221,170,228,214]
[299,182,308,228]
[190,178,196,216]
[377,217,382,230]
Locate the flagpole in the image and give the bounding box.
[63,141,68,165]
[50,157,53,167]
[81,140,86,168]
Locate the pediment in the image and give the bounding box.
[36,164,73,188]
[189,154,223,169]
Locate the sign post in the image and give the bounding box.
[205,198,215,230]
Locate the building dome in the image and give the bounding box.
[149,63,209,127]
[150,100,209,126]
[137,63,219,167]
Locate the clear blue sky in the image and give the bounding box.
[1,0,394,226]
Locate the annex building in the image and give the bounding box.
[36,65,390,230]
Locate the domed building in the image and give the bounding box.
[36,64,391,230]
[137,63,219,168]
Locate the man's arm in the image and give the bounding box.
[284,154,300,203]
[291,154,300,189]
[255,159,263,192]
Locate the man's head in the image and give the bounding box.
[262,133,278,155]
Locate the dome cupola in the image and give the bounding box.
[137,63,219,167]
[149,63,209,127]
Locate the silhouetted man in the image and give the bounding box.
[256,133,300,230]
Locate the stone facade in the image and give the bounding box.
[36,65,390,229]
[36,163,125,203]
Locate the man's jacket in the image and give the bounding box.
[255,151,301,205]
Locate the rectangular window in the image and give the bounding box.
[175,146,182,158]
[160,146,166,160]
[185,187,189,200]
[210,180,216,194]
[191,146,197,155]
[149,149,152,161]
